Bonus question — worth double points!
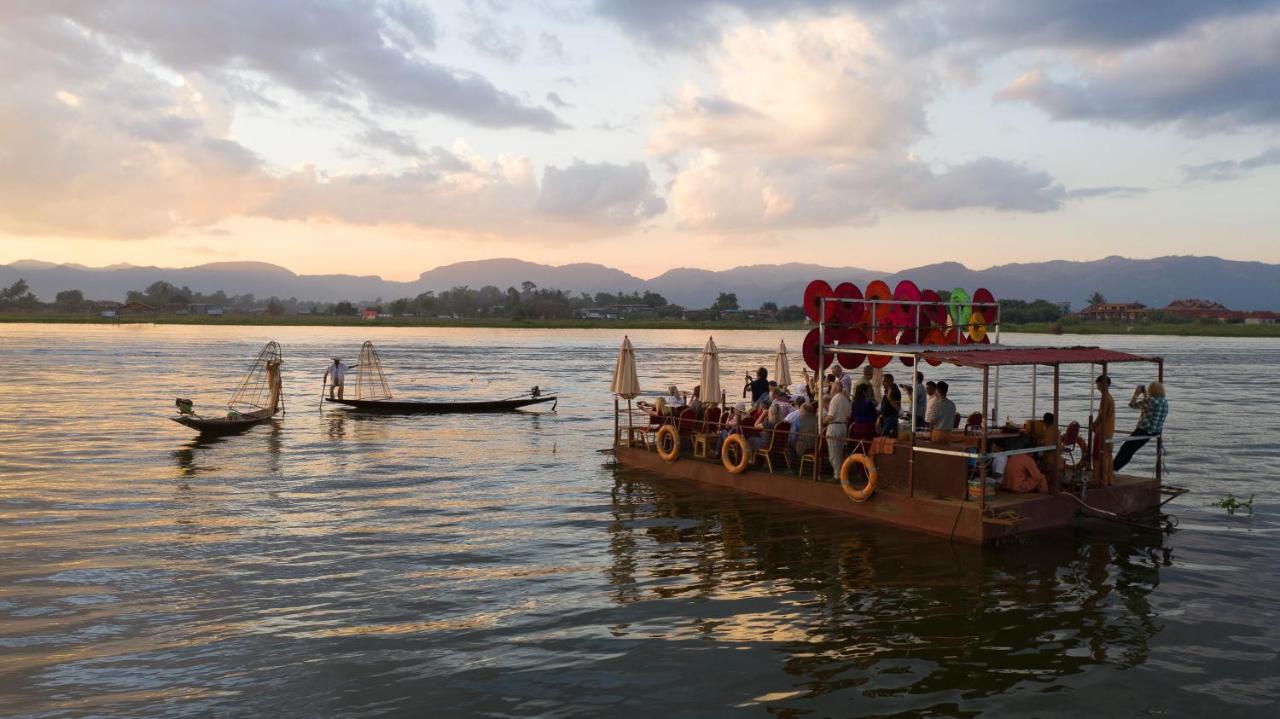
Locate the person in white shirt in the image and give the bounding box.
[784,403,804,448]
[665,385,686,408]
[910,371,927,428]
[831,365,854,396]
[924,381,939,425]
[323,357,351,400]
[825,383,851,474]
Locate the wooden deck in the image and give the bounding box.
[611,444,1161,543]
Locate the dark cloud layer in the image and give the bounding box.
[33,0,564,130]
[1184,147,1280,181]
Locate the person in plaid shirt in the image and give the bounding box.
[1113,381,1168,471]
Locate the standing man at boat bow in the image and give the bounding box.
[323,356,357,401]
[825,382,851,476]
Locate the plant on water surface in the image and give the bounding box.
[1210,493,1254,515]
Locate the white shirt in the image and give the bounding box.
[784,408,803,435]
[925,394,938,424]
[666,392,685,407]
[826,391,851,423]
[327,361,347,382]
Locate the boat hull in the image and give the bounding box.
[611,445,1162,543]
[326,396,557,414]
[171,411,275,436]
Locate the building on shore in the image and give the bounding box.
[1078,302,1148,321]
[1159,298,1239,321]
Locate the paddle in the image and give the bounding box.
[319,378,326,412]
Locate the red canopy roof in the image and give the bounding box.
[921,346,1159,367]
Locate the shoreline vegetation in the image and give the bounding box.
[3,313,1278,337]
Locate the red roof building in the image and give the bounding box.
[1160,298,1241,321]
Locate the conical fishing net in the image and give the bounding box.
[228,341,283,411]
[352,340,392,400]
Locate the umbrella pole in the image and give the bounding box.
[627,398,633,447]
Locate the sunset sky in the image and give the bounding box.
[2,1,1278,280]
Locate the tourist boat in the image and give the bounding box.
[172,341,284,435]
[609,282,1185,543]
[324,341,557,414]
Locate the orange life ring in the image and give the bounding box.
[721,434,750,474]
[656,425,680,462]
[840,453,878,503]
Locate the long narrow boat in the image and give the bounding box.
[325,340,557,414]
[325,395,556,413]
[171,341,284,436]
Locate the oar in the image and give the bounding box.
[319,378,327,412]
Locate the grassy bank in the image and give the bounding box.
[0,313,806,331]
[1003,321,1280,338]
[3,314,1278,337]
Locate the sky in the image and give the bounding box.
[1,0,1278,281]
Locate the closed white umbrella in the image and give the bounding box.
[700,336,722,406]
[774,339,792,390]
[611,336,640,398]
[612,336,641,445]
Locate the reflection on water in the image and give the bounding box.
[0,324,1277,717]
[607,474,1169,714]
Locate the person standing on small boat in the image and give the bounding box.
[1113,381,1168,472]
[324,356,355,401]
[266,358,283,413]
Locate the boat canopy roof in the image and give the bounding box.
[824,344,1160,368]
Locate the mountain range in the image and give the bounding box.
[2,255,1277,310]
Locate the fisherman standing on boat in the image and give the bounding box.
[1092,376,1116,485]
[324,356,351,401]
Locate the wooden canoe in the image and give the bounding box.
[325,395,557,414]
[171,409,277,435]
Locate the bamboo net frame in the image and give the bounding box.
[352,340,393,401]
[228,341,283,412]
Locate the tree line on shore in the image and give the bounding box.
[1,277,1071,324]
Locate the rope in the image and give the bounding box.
[1063,492,1170,533]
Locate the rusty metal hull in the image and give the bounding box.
[611,446,1161,543]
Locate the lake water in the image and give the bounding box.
[1,324,1277,717]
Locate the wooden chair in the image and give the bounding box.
[693,407,722,458]
[797,434,826,478]
[634,412,664,450]
[753,421,790,473]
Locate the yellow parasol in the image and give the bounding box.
[774,339,792,389]
[699,336,722,406]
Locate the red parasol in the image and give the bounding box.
[803,280,836,323]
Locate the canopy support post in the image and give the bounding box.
[1156,358,1164,483]
[1052,364,1061,493]
[980,366,990,510]
[908,353,918,498]
[816,297,826,483]
[1031,364,1037,420]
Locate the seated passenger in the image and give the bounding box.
[1002,453,1049,494]
[688,385,704,415]
[930,381,957,433]
[749,403,783,452]
[793,402,819,459]
[665,385,686,408]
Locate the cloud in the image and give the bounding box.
[595,0,1274,51]
[1183,147,1280,181]
[536,162,667,225]
[17,0,563,131]
[668,152,1066,230]
[0,14,271,238]
[652,14,1070,229]
[546,91,573,109]
[1065,186,1150,199]
[463,4,528,62]
[260,153,664,236]
[996,12,1280,131]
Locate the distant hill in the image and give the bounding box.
[1,255,1277,310]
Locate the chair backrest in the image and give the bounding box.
[952,414,961,429]
[766,421,790,451]
[703,406,722,431]
[1063,420,1080,445]
[677,407,696,432]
